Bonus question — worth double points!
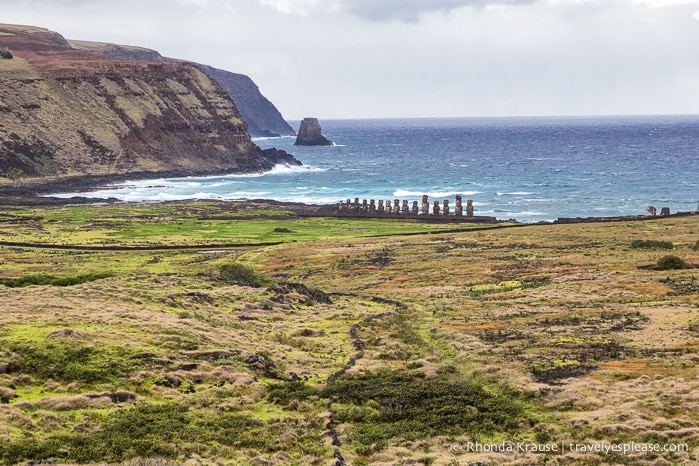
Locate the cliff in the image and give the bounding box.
[196,65,295,138]
[68,40,295,138]
[0,24,299,181]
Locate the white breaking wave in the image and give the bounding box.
[393,189,481,198]
[251,135,295,142]
[266,164,327,175]
[497,191,535,196]
[515,211,548,216]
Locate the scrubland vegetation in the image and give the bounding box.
[0,201,698,465]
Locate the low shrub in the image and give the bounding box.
[1,272,113,288]
[219,263,271,287]
[267,381,319,406]
[366,246,395,268]
[3,342,136,383]
[656,255,691,270]
[0,401,309,464]
[631,239,673,250]
[321,370,528,447]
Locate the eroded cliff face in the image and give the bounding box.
[0,24,299,180]
[69,40,296,139]
[197,65,296,138]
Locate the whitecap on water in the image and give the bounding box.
[393,189,481,198]
[266,164,327,175]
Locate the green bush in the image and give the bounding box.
[0,402,281,464]
[321,370,528,447]
[4,342,135,383]
[267,381,319,406]
[630,239,673,250]
[219,263,271,287]
[1,272,113,288]
[656,255,691,270]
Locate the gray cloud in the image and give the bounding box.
[2,0,699,118]
[340,0,537,22]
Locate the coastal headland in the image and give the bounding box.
[0,24,299,183]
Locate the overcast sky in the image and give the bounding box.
[3,0,699,119]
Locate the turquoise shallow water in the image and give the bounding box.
[52,115,699,222]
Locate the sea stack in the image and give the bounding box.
[295,117,333,146]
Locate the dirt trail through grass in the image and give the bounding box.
[324,305,398,465]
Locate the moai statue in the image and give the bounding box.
[443,200,450,216]
[385,200,392,214]
[660,207,671,216]
[421,195,429,215]
[353,198,360,213]
[394,200,401,215]
[466,199,474,217]
[362,199,368,214]
[378,200,385,213]
[455,195,463,216]
[402,200,409,214]
[345,199,351,213]
[412,201,419,215]
[433,200,440,216]
[369,199,376,214]
[338,201,344,213]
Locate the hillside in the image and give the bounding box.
[0,24,299,181]
[0,202,697,465]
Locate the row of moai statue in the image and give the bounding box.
[338,195,475,217]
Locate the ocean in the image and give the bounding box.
[52,115,699,223]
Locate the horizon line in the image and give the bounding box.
[283,113,699,122]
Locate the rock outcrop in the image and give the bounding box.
[0,24,300,180]
[294,118,333,146]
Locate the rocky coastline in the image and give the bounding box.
[0,147,301,206]
[2,177,694,230]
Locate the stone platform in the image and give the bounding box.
[312,195,498,223]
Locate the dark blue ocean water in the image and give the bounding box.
[54,116,699,222]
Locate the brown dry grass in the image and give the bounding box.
[252,215,699,464]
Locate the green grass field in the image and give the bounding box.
[0,202,497,248]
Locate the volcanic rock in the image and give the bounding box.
[294,118,333,146]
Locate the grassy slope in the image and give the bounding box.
[0,202,698,465]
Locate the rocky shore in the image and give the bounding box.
[3,178,695,229]
[0,163,300,207]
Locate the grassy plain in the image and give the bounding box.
[0,201,698,465]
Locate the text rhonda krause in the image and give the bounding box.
[459,441,689,455]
